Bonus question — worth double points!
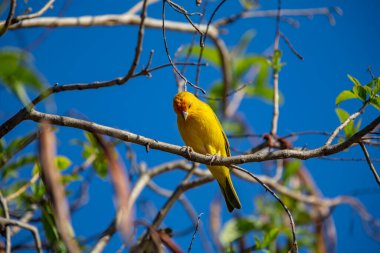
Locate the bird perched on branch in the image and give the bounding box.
[173,91,241,212]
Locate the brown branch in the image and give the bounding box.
[270,0,281,136]
[231,165,298,253]
[0,0,16,36]
[359,142,380,186]
[0,61,204,139]
[126,0,159,15]
[0,217,42,253]
[125,0,148,80]
[162,0,206,93]
[38,122,80,253]
[5,173,40,201]
[214,7,342,27]
[93,134,132,241]
[0,131,38,168]
[15,0,55,22]
[0,192,11,253]
[5,14,218,37]
[137,174,213,252]
[25,109,380,166]
[147,180,212,252]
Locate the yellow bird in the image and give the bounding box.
[173,91,241,212]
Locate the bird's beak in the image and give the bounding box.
[181,111,188,121]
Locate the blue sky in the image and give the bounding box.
[1,0,380,252]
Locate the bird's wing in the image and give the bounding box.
[221,130,231,157]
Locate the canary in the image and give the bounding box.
[173,91,241,212]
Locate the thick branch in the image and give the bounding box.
[5,14,218,37]
[25,110,380,165]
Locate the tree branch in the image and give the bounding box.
[24,110,380,166]
[359,142,380,186]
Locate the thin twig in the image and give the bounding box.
[125,0,149,80]
[5,173,40,201]
[196,0,227,86]
[187,213,203,253]
[167,0,204,35]
[126,0,159,15]
[325,102,369,146]
[279,32,303,60]
[0,192,11,253]
[0,0,16,36]
[0,217,42,253]
[15,0,55,21]
[214,7,343,27]
[162,0,206,93]
[230,165,298,253]
[0,61,205,138]
[0,131,38,168]
[270,0,281,136]
[359,142,380,186]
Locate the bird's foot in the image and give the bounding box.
[206,153,218,165]
[181,146,194,159]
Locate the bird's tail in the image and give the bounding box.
[208,166,242,212]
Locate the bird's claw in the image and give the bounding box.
[181,146,193,158]
[206,153,218,165]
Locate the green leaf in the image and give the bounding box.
[335,108,355,138]
[41,203,68,252]
[222,121,245,135]
[272,49,283,72]
[352,85,368,101]
[373,78,380,94]
[261,227,280,248]
[61,174,81,185]
[182,45,221,67]
[370,96,380,110]
[83,132,108,178]
[207,81,223,112]
[1,155,37,180]
[55,156,72,171]
[0,48,45,104]
[220,217,261,245]
[283,160,301,183]
[335,90,357,105]
[347,74,361,86]
[0,132,36,164]
[239,0,258,9]
[232,30,256,57]
[234,55,269,81]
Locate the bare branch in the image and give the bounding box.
[5,173,40,201]
[93,134,132,241]
[214,7,343,27]
[187,213,203,253]
[39,122,80,253]
[162,0,206,93]
[5,14,218,37]
[25,110,380,166]
[0,192,11,253]
[231,165,298,253]
[0,217,42,253]
[359,142,380,186]
[126,0,159,15]
[0,0,16,36]
[125,0,148,80]
[15,0,55,21]
[325,102,368,146]
[270,0,281,136]
[0,61,204,138]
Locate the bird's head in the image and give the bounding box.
[173,91,196,121]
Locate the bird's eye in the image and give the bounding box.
[188,103,192,109]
